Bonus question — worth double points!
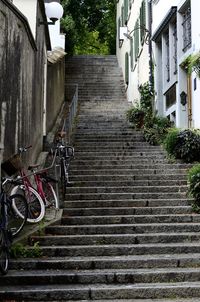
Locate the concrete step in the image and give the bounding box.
[69,170,188,177]
[70,180,187,187]
[24,242,200,257]
[3,267,200,286]
[63,198,192,209]
[70,174,188,182]
[65,186,188,194]
[70,163,190,170]
[63,206,191,216]
[31,232,200,246]
[65,192,187,201]
[3,282,200,300]
[45,222,199,236]
[61,214,199,225]
[9,253,200,271]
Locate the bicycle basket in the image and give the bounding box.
[1,153,23,176]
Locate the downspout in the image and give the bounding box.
[148,0,154,93]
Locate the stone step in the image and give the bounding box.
[3,267,200,286]
[3,282,200,300]
[65,192,187,201]
[72,157,168,164]
[64,198,192,209]
[74,151,167,157]
[69,170,188,177]
[63,206,191,216]
[70,180,187,187]
[65,185,188,194]
[73,143,162,149]
[70,175,187,182]
[31,232,200,246]
[70,163,190,170]
[45,222,199,236]
[61,214,199,226]
[9,253,200,271]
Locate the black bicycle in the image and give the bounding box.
[0,177,28,275]
[53,133,74,200]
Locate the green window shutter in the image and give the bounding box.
[134,19,140,61]
[140,0,146,44]
[130,38,133,70]
[125,52,129,85]
[118,17,121,41]
[121,5,124,26]
[124,0,129,24]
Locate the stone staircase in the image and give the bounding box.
[1,55,200,301]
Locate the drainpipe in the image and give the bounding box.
[148,0,154,94]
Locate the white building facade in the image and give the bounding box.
[152,0,200,128]
[116,0,152,104]
[117,0,200,128]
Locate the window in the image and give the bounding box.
[165,84,176,109]
[182,6,191,52]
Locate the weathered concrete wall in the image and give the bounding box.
[46,58,65,134]
[0,1,47,165]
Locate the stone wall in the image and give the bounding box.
[0,0,65,167]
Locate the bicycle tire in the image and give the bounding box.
[11,185,45,223]
[60,160,67,200]
[0,229,9,275]
[8,194,28,237]
[42,181,59,209]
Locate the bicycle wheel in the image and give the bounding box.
[8,194,28,238]
[60,160,67,201]
[11,185,45,223]
[0,229,9,275]
[42,181,59,209]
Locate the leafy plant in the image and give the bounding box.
[175,129,200,162]
[126,107,145,129]
[164,128,200,162]
[188,164,200,205]
[138,82,154,112]
[181,53,200,78]
[163,128,180,156]
[10,242,43,259]
[144,116,171,145]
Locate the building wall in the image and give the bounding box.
[12,0,37,38]
[46,58,65,134]
[0,1,46,164]
[116,0,150,104]
[152,0,200,128]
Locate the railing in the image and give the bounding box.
[62,84,78,143]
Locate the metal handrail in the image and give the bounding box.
[62,84,78,143]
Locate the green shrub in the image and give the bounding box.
[164,128,200,162]
[188,164,200,205]
[126,107,145,129]
[163,128,180,155]
[175,129,200,162]
[144,116,171,145]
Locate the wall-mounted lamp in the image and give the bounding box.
[39,2,64,26]
[123,26,151,45]
[180,91,187,106]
